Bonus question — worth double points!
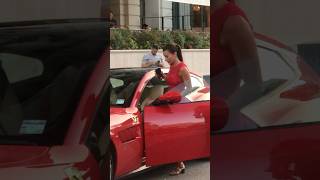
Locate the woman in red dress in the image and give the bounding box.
[163,44,192,95]
[157,43,192,175]
[212,0,263,129]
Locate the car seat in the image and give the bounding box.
[22,63,94,139]
[140,85,164,110]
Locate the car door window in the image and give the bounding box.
[191,75,204,89]
[181,76,208,103]
[257,46,295,94]
[218,46,297,133]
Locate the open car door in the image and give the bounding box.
[143,100,210,166]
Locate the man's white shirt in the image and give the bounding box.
[142,53,163,67]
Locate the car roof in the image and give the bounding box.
[0,19,107,64]
[0,18,106,28]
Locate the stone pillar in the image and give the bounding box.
[109,0,140,29]
[119,0,140,29]
[145,0,161,29]
[145,0,172,30]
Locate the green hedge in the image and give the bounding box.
[110,29,210,50]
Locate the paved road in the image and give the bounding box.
[119,159,209,180]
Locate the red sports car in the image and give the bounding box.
[0,19,109,179]
[212,34,320,179]
[110,68,211,179]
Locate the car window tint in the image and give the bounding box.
[0,53,43,83]
[0,21,106,145]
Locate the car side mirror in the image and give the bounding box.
[153,91,182,105]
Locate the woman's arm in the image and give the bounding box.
[179,67,192,96]
[222,15,263,110]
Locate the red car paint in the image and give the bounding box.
[110,69,210,178]
[212,34,320,179]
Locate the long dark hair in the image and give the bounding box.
[163,43,183,62]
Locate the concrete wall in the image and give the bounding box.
[0,0,102,22]
[237,0,320,47]
[111,49,210,75]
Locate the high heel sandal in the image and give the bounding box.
[169,164,186,176]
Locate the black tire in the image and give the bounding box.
[95,130,110,179]
[109,152,115,180]
[99,151,114,180]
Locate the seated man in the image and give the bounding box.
[141,45,164,68]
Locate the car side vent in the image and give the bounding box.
[118,126,139,143]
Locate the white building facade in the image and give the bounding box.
[109,0,209,31]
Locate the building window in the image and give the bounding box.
[172,2,180,30]
[140,0,145,27]
[191,5,209,28]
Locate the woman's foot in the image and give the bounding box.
[169,162,185,176]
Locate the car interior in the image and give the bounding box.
[139,84,165,110]
[0,55,97,143]
[110,70,147,107]
[139,74,209,109]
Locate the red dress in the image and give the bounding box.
[166,62,187,89]
[211,1,251,98]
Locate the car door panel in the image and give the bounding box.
[144,101,210,166]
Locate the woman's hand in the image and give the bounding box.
[155,68,166,80]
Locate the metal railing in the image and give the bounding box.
[141,15,209,31]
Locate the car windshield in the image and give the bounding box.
[0,20,106,145]
[110,69,148,107]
